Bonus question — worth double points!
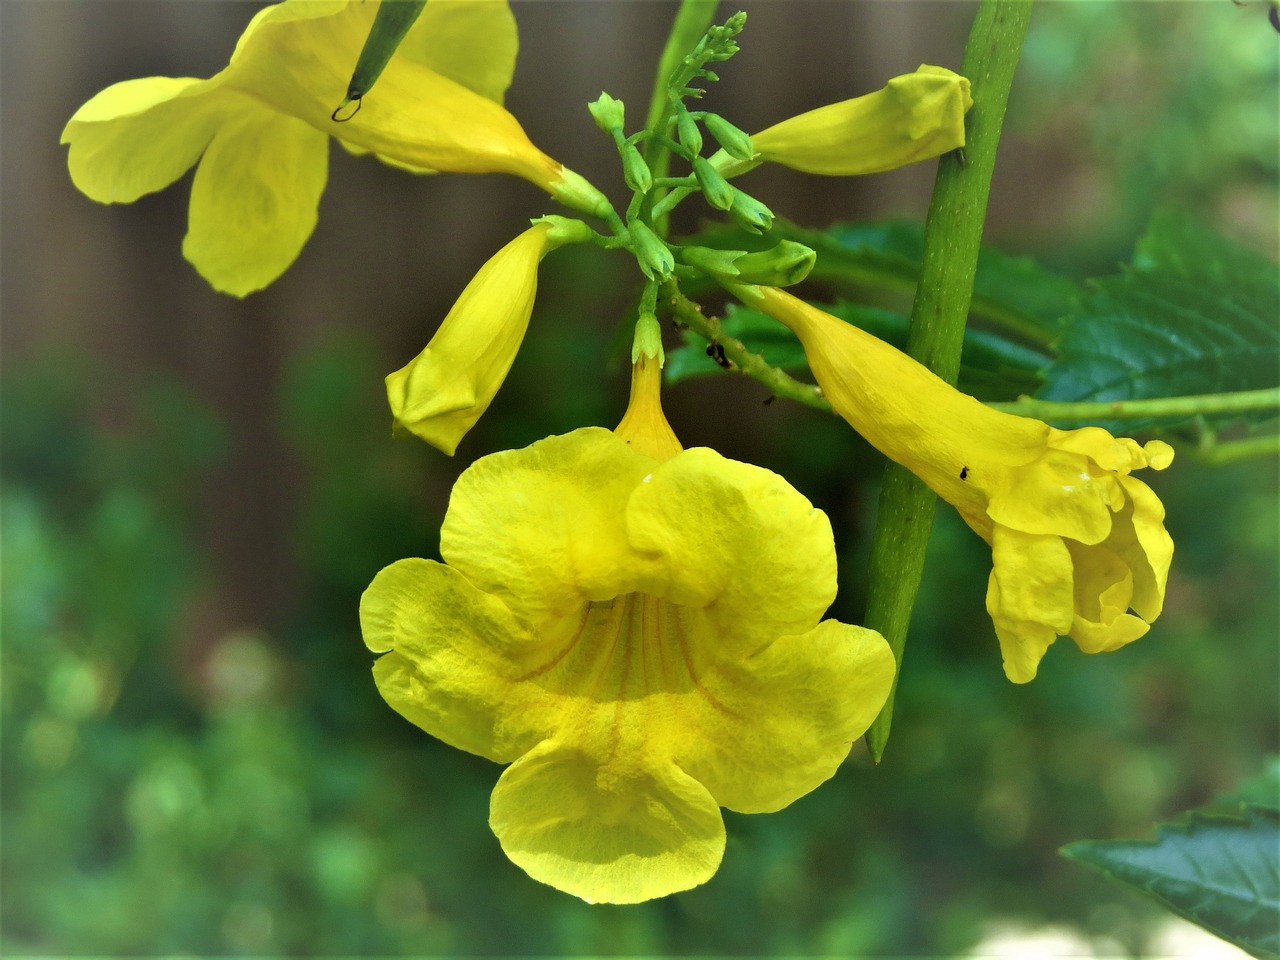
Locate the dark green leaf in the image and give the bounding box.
[1063,808,1280,959]
[1038,211,1280,430]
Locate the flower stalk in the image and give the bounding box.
[863,0,1034,761]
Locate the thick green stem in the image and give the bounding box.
[988,388,1280,422]
[863,0,1033,762]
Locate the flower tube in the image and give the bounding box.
[741,284,1174,684]
[361,353,895,902]
[717,65,973,179]
[385,222,560,455]
[60,1,607,296]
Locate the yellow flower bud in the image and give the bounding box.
[750,65,973,176]
[385,223,556,455]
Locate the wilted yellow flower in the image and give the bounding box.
[60,1,607,296]
[385,222,559,456]
[744,285,1174,684]
[723,65,972,178]
[360,356,895,903]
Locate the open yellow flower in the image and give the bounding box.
[60,0,608,296]
[360,354,895,903]
[384,222,558,455]
[717,65,972,179]
[742,285,1174,684]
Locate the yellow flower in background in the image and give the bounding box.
[361,356,895,903]
[720,65,972,178]
[385,222,557,456]
[61,0,607,296]
[744,285,1174,684]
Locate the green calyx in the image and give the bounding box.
[681,241,815,286]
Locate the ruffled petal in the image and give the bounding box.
[400,0,518,104]
[360,558,540,763]
[1117,475,1174,620]
[61,77,228,203]
[1065,541,1150,653]
[987,447,1121,545]
[489,739,725,904]
[674,620,894,814]
[440,429,658,623]
[987,526,1075,682]
[182,101,328,296]
[625,447,838,652]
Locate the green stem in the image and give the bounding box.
[987,388,1280,422]
[863,0,1033,762]
[643,0,721,237]
[663,282,830,411]
[1196,432,1280,465]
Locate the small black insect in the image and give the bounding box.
[959,465,970,480]
[705,341,731,369]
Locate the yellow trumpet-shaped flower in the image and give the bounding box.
[743,285,1174,684]
[385,222,558,456]
[61,1,607,296]
[360,356,895,903]
[727,65,972,178]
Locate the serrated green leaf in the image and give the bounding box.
[1203,758,1280,816]
[1063,808,1280,959]
[1038,213,1280,431]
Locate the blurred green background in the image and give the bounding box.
[2,1,1276,955]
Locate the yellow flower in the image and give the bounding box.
[744,285,1174,684]
[60,1,607,296]
[723,65,972,178]
[384,222,557,456]
[360,356,895,903]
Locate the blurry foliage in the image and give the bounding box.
[1013,0,1279,268]
[3,0,1278,955]
[2,303,1276,956]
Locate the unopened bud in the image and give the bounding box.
[732,241,816,286]
[692,156,734,210]
[622,144,653,194]
[628,220,674,280]
[680,246,748,279]
[727,188,773,234]
[703,114,755,162]
[588,92,626,133]
[676,109,703,156]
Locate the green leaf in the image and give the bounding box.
[687,219,1080,344]
[338,0,428,111]
[1063,808,1280,960]
[1038,211,1280,431]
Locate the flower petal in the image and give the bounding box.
[400,0,518,104]
[361,557,538,763]
[440,429,658,623]
[625,447,838,652]
[674,620,894,813]
[182,102,328,296]
[987,526,1075,682]
[1117,475,1174,620]
[61,77,227,203]
[489,738,725,904]
[1065,541,1150,654]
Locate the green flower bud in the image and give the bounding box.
[588,92,626,133]
[622,144,653,194]
[732,241,816,286]
[727,188,773,234]
[531,215,595,248]
[676,109,703,156]
[628,220,674,280]
[692,156,734,211]
[680,245,748,279]
[703,114,755,162]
